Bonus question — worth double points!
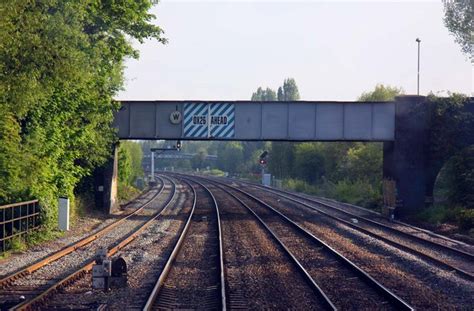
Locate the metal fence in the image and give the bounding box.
[1,200,41,253]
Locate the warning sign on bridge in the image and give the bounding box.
[183,103,235,138]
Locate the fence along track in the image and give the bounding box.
[7,177,178,311]
[143,177,226,310]
[0,177,165,290]
[191,175,413,311]
[237,181,474,281]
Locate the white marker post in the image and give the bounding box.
[58,197,70,231]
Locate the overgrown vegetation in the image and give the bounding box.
[118,141,145,203]
[0,1,164,234]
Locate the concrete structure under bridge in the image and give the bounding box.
[94,96,473,217]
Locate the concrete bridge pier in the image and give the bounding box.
[383,96,430,217]
[94,144,119,214]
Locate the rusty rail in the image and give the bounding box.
[1,200,40,254]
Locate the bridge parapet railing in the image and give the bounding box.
[0,200,41,254]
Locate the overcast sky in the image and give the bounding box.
[117,0,472,101]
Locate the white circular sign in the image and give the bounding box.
[169,111,182,124]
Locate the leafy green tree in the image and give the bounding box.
[217,142,244,174]
[358,84,403,101]
[277,78,300,101]
[342,143,383,184]
[192,148,208,170]
[0,1,165,227]
[293,143,325,183]
[251,87,277,101]
[443,0,472,59]
[270,78,300,178]
[118,141,143,185]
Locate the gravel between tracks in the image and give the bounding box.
[0,183,173,305]
[207,183,327,310]
[243,185,474,309]
[0,186,159,279]
[152,180,221,309]
[228,186,397,310]
[41,178,194,310]
[277,187,474,254]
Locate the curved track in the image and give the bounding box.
[179,174,413,310]
[232,179,474,280]
[143,178,226,310]
[1,176,177,311]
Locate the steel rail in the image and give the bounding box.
[191,175,413,311]
[143,177,227,311]
[239,183,474,281]
[0,177,166,289]
[242,180,474,260]
[9,176,177,311]
[177,175,337,311]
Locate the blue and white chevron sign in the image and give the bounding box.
[183,103,208,138]
[183,103,235,138]
[210,103,234,138]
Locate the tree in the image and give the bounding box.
[270,78,300,178]
[443,0,473,60]
[277,78,300,101]
[192,148,208,170]
[251,87,277,101]
[0,1,165,226]
[358,84,403,101]
[217,142,244,174]
[293,143,325,183]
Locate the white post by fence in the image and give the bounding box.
[59,197,70,231]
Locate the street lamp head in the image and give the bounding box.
[416,38,421,43]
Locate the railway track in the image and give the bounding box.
[0,176,177,310]
[0,179,164,285]
[178,174,412,310]
[231,180,474,280]
[143,178,226,310]
[196,179,329,309]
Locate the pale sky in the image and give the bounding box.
[118,0,473,101]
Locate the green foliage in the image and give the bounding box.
[0,1,165,231]
[458,209,474,231]
[427,94,473,210]
[282,178,382,210]
[217,142,244,174]
[118,183,141,203]
[358,84,403,101]
[329,179,382,209]
[442,0,473,59]
[277,78,300,101]
[415,204,464,224]
[192,148,209,170]
[342,143,383,185]
[447,146,474,208]
[251,87,276,101]
[293,143,325,183]
[119,141,144,185]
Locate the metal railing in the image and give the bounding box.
[1,200,41,253]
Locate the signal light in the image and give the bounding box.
[259,158,267,165]
[176,140,182,150]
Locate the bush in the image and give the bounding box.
[415,204,463,224]
[457,209,474,231]
[118,183,141,204]
[328,179,382,210]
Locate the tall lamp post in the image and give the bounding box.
[416,38,421,96]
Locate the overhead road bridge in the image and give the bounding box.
[93,96,473,218]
